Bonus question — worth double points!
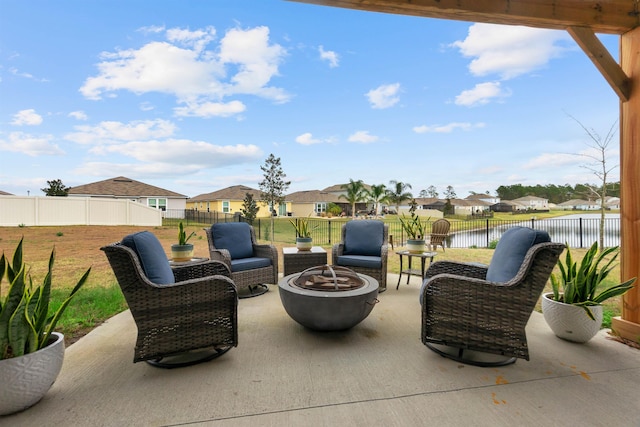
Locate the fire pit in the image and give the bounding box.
[278,265,379,331]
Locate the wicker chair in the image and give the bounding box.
[101,231,238,368]
[332,220,389,292]
[205,222,278,298]
[420,227,565,366]
[428,218,450,251]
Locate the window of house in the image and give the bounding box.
[222,201,230,213]
[148,198,167,211]
[315,202,326,213]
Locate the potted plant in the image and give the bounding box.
[541,242,636,343]
[289,215,317,251]
[398,213,427,253]
[0,237,90,415]
[171,222,197,261]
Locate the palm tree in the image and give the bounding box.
[365,183,387,215]
[385,180,413,214]
[339,179,366,218]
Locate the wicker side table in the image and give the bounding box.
[283,247,328,276]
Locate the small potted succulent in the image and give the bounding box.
[289,215,317,251]
[541,242,636,343]
[0,237,90,415]
[171,222,197,261]
[398,213,427,253]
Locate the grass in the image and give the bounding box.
[0,220,627,345]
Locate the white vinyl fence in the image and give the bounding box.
[0,196,162,226]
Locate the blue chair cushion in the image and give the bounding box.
[336,255,382,270]
[230,257,272,272]
[212,222,254,260]
[121,231,175,285]
[343,221,384,256]
[485,227,551,283]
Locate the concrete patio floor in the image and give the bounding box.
[5,273,640,426]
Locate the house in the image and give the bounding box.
[557,199,600,211]
[509,196,549,211]
[286,190,342,217]
[322,183,373,215]
[0,190,14,196]
[68,176,188,213]
[187,185,273,217]
[465,193,500,205]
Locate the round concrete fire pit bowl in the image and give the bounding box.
[278,265,379,331]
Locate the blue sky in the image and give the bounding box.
[0,0,621,199]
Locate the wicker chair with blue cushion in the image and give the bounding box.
[205,222,278,298]
[101,231,238,368]
[420,226,565,366]
[332,220,389,292]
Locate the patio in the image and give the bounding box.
[5,273,640,426]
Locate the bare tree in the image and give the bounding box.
[569,115,618,250]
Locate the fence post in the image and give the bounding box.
[328,220,332,245]
[486,219,490,248]
[579,217,583,248]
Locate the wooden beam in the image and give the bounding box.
[567,26,630,102]
[612,25,640,343]
[289,0,639,34]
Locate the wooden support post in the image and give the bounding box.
[612,26,640,344]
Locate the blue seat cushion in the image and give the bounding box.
[343,221,384,256]
[230,257,272,272]
[486,226,551,283]
[121,231,175,285]
[212,222,254,259]
[336,255,382,270]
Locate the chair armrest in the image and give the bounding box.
[254,243,277,260]
[424,260,488,280]
[421,273,505,308]
[172,260,231,282]
[208,248,232,265]
[332,243,345,261]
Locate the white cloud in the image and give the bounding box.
[65,119,177,145]
[455,82,510,106]
[11,109,43,126]
[80,25,289,115]
[348,131,378,144]
[174,100,246,118]
[68,111,88,121]
[91,140,262,168]
[0,132,64,156]
[295,132,322,145]
[413,122,485,133]
[451,24,570,80]
[366,83,400,109]
[319,46,339,68]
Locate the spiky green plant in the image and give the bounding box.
[177,222,196,246]
[550,242,636,320]
[398,213,428,240]
[0,238,90,359]
[289,215,318,238]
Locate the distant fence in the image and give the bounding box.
[165,209,620,249]
[0,196,162,226]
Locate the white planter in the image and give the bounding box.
[0,332,65,415]
[296,237,313,251]
[406,239,426,254]
[541,293,603,343]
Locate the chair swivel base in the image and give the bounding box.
[424,342,517,367]
[146,345,233,369]
[238,283,269,299]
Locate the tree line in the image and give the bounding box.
[494,182,620,204]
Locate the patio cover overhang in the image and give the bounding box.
[290,0,640,342]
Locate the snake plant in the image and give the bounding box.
[177,222,197,246]
[549,241,636,320]
[0,238,90,359]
